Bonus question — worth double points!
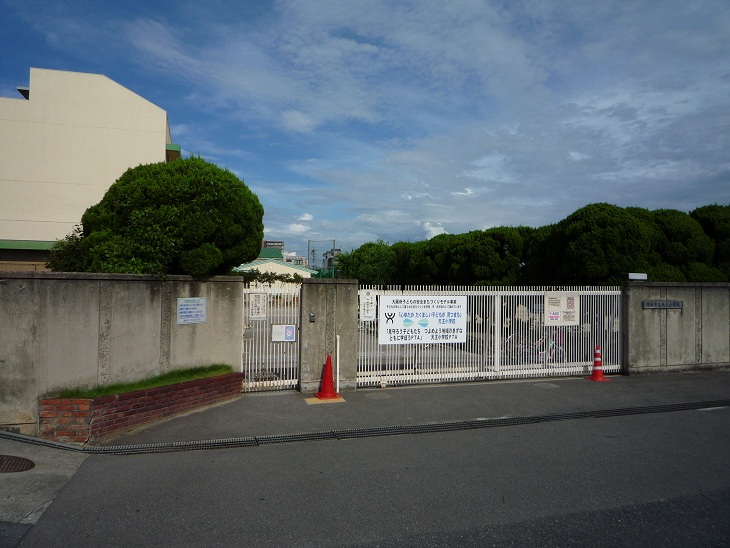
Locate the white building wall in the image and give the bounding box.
[0,68,170,243]
[244,261,314,294]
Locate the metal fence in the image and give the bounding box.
[241,283,301,391]
[358,285,621,387]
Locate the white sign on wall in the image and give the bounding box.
[177,297,207,325]
[378,295,467,345]
[544,292,579,326]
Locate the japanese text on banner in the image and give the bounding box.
[378,295,467,345]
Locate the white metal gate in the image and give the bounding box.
[241,283,301,391]
[358,286,621,387]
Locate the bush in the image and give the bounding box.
[48,157,264,277]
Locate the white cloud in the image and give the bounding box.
[465,154,512,184]
[423,222,446,239]
[280,110,317,133]
[569,151,591,161]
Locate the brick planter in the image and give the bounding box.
[40,372,243,444]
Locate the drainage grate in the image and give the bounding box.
[257,431,336,445]
[86,436,260,455]
[0,455,35,473]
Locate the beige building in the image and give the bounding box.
[0,68,179,271]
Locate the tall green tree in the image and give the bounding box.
[47,157,264,277]
[524,203,653,285]
[402,240,439,285]
[336,240,397,285]
[691,204,730,280]
[390,241,416,285]
[339,202,729,286]
[651,209,713,266]
[627,207,724,282]
[440,229,524,285]
[480,227,525,285]
[520,224,555,284]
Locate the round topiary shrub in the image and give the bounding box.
[48,156,264,277]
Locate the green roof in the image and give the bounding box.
[258,247,284,260]
[233,258,317,275]
[0,240,55,250]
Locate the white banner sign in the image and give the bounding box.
[378,295,467,345]
[544,292,579,326]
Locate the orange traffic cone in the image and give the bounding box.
[587,345,610,382]
[316,354,341,399]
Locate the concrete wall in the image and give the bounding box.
[298,279,359,393]
[0,272,243,435]
[6,276,728,434]
[0,68,170,244]
[623,282,730,374]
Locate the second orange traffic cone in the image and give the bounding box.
[316,354,341,399]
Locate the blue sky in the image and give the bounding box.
[2,1,729,259]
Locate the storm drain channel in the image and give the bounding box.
[1,399,728,456]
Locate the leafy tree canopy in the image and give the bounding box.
[337,240,397,286]
[339,202,729,286]
[691,204,730,277]
[47,157,264,277]
[524,203,653,285]
[650,209,713,266]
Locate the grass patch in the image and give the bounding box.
[55,364,234,399]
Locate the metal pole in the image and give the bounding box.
[336,335,341,393]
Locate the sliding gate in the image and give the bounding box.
[358,286,621,387]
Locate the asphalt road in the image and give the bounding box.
[15,404,730,547]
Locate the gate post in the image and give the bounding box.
[298,278,359,393]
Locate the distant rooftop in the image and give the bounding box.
[258,247,284,260]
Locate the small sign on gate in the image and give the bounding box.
[249,293,268,320]
[544,292,579,326]
[272,324,296,342]
[360,290,377,322]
